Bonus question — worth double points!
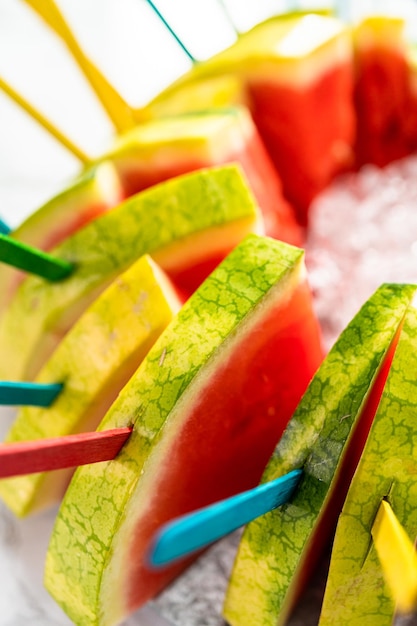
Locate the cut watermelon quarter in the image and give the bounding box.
[98,107,301,245]
[353,16,412,167]
[319,304,417,625]
[0,164,261,381]
[223,282,417,626]
[0,254,180,517]
[44,233,323,626]
[145,13,356,225]
[0,162,123,317]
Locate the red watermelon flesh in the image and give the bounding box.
[45,236,323,625]
[248,61,355,224]
[124,276,323,610]
[291,327,400,603]
[0,162,123,315]
[352,17,415,168]
[354,46,411,167]
[103,108,302,247]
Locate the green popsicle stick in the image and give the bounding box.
[0,234,73,281]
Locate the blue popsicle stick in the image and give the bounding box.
[0,218,11,235]
[145,0,196,63]
[0,381,63,407]
[149,468,303,567]
[0,234,73,281]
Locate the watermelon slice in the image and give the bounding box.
[0,165,261,381]
[98,107,301,245]
[353,16,412,167]
[319,304,417,625]
[0,162,122,316]
[224,282,416,626]
[44,234,323,626]
[145,13,356,225]
[0,254,180,517]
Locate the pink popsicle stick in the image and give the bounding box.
[0,427,132,478]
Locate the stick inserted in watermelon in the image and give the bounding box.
[21,0,136,133]
[0,162,123,316]
[0,253,180,516]
[0,381,63,407]
[0,165,261,381]
[0,234,73,281]
[44,233,323,626]
[372,500,417,617]
[224,282,417,626]
[319,303,417,625]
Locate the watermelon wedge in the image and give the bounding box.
[224,282,416,626]
[353,16,412,167]
[44,234,323,626]
[0,162,122,316]
[98,107,301,245]
[319,304,417,625]
[0,165,261,381]
[145,13,356,224]
[0,254,180,517]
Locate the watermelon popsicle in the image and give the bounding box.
[143,12,356,225]
[0,165,261,382]
[0,254,180,517]
[44,233,323,626]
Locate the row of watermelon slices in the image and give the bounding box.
[1,6,417,626]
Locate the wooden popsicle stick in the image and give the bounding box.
[372,499,417,614]
[0,381,63,407]
[145,0,196,63]
[0,76,90,164]
[149,469,302,567]
[22,0,136,133]
[0,234,73,281]
[0,427,132,478]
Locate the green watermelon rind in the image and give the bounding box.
[0,254,179,517]
[224,282,417,626]
[44,234,304,626]
[0,164,259,381]
[319,305,417,625]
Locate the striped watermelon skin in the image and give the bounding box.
[45,234,323,626]
[224,282,417,626]
[0,165,260,382]
[319,304,417,625]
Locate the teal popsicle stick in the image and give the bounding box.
[149,468,302,567]
[0,381,63,407]
[0,234,73,281]
[0,218,11,235]
[145,0,196,63]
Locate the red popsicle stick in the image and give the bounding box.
[0,427,132,478]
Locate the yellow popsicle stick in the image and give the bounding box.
[22,0,136,132]
[0,76,90,164]
[372,500,417,614]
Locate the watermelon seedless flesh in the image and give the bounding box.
[0,254,180,517]
[99,107,301,246]
[0,162,123,317]
[319,304,417,625]
[0,165,261,381]
[146,13,355,225]
[353,16,412,168]
[45,234,323,626]
[224,282,417,626]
